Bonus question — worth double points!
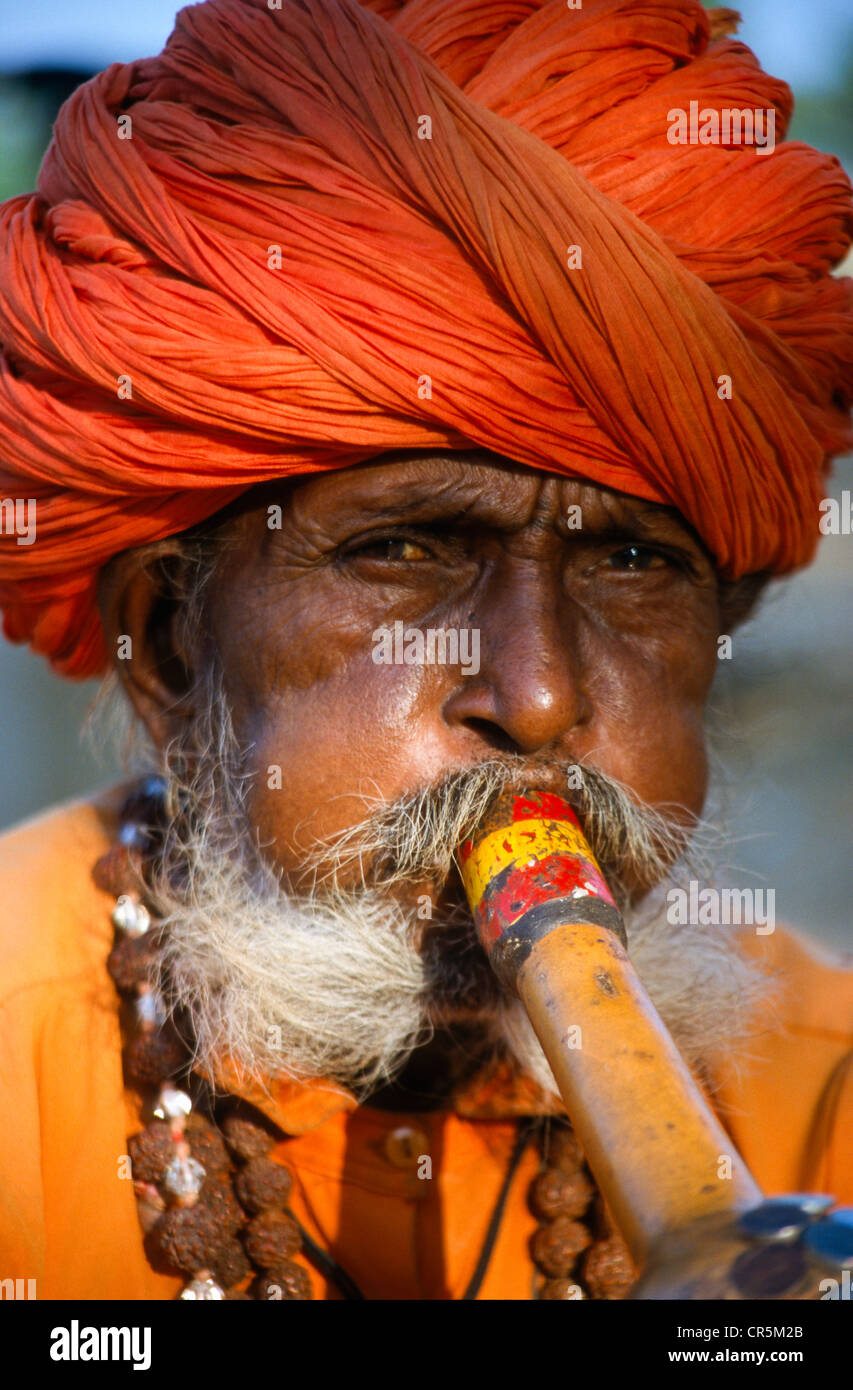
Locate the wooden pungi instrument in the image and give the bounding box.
[459,788,853,1299]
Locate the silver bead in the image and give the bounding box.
[135,990,167,1030]
[119,821,153,852]
[179,1276,225,1301]
[164,1154,206,1201]
[153,1086,192,1121]
[111,894,151,936]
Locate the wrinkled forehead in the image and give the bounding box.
[207,448,708,551]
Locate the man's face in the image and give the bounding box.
[201,451,721,880]
[130,450,764,1098]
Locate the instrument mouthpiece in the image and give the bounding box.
[458,787,626,990]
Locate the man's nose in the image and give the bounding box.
[442,563,593,754]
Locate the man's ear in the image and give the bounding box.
[97,544,201,750]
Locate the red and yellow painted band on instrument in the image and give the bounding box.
[459,788,624,989]
[458,786,763,1269]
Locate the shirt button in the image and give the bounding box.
[383,1126,429,1169]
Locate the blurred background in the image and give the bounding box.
[0,1,851,947]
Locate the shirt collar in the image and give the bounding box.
[206,1054,563,1135]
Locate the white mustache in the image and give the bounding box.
[295,756,714,913]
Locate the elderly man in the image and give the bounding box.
[0,0,851,1302]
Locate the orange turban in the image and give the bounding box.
[0,0,851,676]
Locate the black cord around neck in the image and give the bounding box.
[461,1117,538,1300]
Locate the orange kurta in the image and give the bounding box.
[1,789,851,1300]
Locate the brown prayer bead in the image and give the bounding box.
[235,1156,293,1213]
[199,1175,244,1233]
[211,1236,252,1289]
[93,845,143,897]
[244,1210,301,1268]
[530,1168,594,1222]
[582,1235,636,1300]
[107,934,159,995]
[152,1205,226,1274]
[185,1115,230,1175]
[125,1026,187,1088]
[222,1115,276,1161]
[530,1217,593,1279]
[253,1260,313,1301]
[128,1122,174,1185]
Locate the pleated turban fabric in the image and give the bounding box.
[0,0,851,675]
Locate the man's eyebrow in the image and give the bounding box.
[600,506,685,534]
[590,497,706,543]
[320,477,484,523]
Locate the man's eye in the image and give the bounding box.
[345,536,431,562]
[606,544,669,572]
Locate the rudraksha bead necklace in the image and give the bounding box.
[100,776,636,1300]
